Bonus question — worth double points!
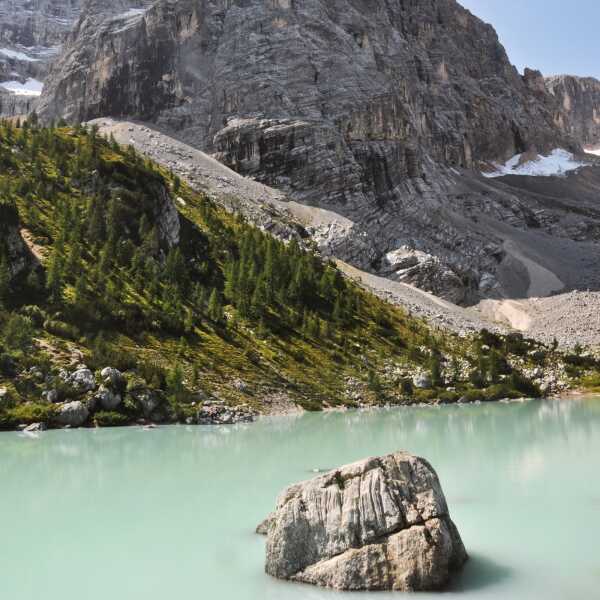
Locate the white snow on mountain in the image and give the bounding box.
[0,47,39,62]
[0,78,43,96]
[484,149,585,178]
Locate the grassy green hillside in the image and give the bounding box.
[0,119,588,428]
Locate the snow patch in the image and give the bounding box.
[585,147,600,157]
[110,8,147,33]
[0,47,38,62]
[116,8,148,19]
[483,149,585,178]
[0,78,43,96]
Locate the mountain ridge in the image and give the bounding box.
[34,0,600,305]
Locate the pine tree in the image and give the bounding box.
[208,289,224,323]
[251,274,267,319]
[166,364,186,404]
[74,273,88,308]
[46,251,64,304]
[429,353,443,388]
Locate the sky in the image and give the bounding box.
[459,0,600,79]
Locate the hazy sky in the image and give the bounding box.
[459,0,600,79]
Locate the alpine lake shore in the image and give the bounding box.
[2,121,600,433]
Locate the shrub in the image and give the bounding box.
[413,389,437,402]
[483,384,521,401]
[19,305,46,327]
[0,403,57,429]
[2,314,34,351]
[438,390,460,404]
[93,411,130,427]
[469,369,486,389]
[43,319,80,341]
[509,372,542,398]
[0,353,17,377]
[504,333,529,356]
[581,372,600,389]
[460,389,485,403]
[0,386,15,410]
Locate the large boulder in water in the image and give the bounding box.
[262,451,467,592]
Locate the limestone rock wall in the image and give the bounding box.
[545,74,600,147]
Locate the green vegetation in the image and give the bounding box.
[0,119,592,428]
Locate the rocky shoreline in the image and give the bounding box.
[0,362,258,432]
[0,344,596,433]
[6,387,590,435]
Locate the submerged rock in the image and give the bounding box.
[23,422,47,433]
[261,451,467,592]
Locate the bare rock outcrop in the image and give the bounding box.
[0,0,83,116]
[545,75,600,148]
[0,200,35,279]
[261,451,467,592]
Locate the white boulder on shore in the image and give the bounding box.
[259,451,467,592]
[56,401,89,427]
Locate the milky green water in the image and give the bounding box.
[1,398,600,600]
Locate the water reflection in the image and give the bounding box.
[450,554,513,592]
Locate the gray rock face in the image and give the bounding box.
[66,367,96,392]
[36,0,600,303]
[129,386,161,418]
[413,373,433,390]
[0,200,35,279]
[263,452,467,592]
[39,0,572,161]
[24,422,47,432]
[545,75,600,147]
[100,367,124,389]
[56,400,89,427]
[0,0,83,115]
[0,0,81,49]
[95,385,122,410]
[95,367,125,410]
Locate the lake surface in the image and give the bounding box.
[2,398,600,600]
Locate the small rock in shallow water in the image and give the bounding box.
[24,422,46,433]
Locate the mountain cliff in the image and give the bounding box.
[36,0,600,304]
[39,0,574,164]
[0,0,82,115]
[545,74,600,148]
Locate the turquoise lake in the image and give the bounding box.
[2,398,600,599]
